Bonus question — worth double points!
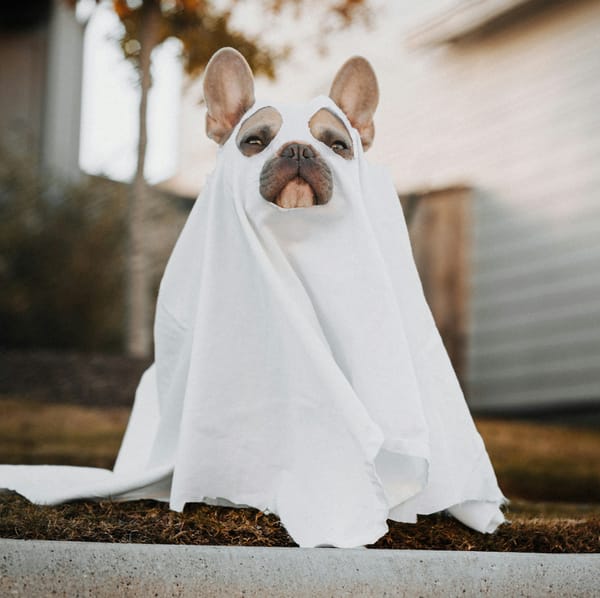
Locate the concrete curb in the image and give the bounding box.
[1,539,598,597]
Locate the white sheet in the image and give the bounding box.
[1,97,505,547]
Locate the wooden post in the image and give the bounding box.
[403,187,472,389]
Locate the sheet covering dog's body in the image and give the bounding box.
[0,53,505,548]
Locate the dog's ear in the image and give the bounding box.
[329,56,378,151]
[203,48,255,144]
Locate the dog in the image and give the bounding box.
[202,47,379,208]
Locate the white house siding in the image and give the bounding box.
[376,0,600,411]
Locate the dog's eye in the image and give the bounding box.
[244,136,264,146]
[331,140,348,151]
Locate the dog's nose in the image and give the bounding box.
[280,143,315,160]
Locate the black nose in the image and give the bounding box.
[280,143,315,160]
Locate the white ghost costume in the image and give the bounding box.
[0,97,505,547]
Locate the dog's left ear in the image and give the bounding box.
[329,56,379,151]
[203,47,255,144]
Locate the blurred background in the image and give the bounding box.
[0,0,599,512]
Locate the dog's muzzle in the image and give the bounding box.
[260,142,333,208]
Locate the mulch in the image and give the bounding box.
[0,494,598,552]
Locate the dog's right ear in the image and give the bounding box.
[203,48,255,145]
[329,56,378,151]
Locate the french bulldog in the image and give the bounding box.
[202,47,379,208]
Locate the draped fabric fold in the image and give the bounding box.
[0,97,505,547]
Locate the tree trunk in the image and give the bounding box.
[125,1,160,357]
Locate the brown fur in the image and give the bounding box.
[260,142,333,207]
[329,56,379,150]
[203,48,255,144]
[203,48,380,208]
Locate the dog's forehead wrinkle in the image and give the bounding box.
[238,106,282,135]
[309,108,352,139]
[310,107,348,126]
[318,128,351,142]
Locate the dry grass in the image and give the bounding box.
[478,419,600,502]
[0,398,129,468]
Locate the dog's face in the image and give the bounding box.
[203,48,379,209]
[239,106,352,208]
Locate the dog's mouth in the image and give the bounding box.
[276,177,316,209]
[259,144,333,209]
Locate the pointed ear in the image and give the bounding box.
[329,56,379,151]
[203,48,255,145]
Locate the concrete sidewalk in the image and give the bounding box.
[1,539,598,597]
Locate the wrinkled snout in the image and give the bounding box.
[260,142,333,209]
